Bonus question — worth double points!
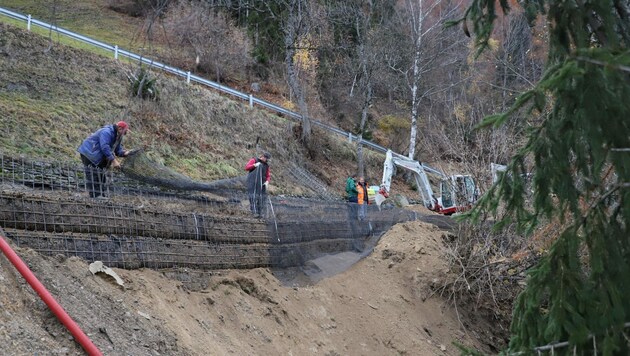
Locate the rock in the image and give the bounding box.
[250,83,261,92]
[89,261,124,287]
[392,194,410,207]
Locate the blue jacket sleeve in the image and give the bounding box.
[99,129,115,162]
[114,140,125,158]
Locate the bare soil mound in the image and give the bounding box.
[0,220,485,355]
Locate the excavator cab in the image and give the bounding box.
[439,175,477,215]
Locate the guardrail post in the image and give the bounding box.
[249,94,253,108]
[114,45,118,60]
[27,14,32,31]
[186,71,191,84]
[348,132,352,143]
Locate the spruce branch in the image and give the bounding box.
[574,56,630,73]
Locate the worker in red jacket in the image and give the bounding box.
[245,152,271,217]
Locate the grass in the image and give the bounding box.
[0,1,168,64]
[0,0,153,52]
[0,15,116,58]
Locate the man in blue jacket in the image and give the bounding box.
[78,121,131,198]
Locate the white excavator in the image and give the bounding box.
[380,150,478,215]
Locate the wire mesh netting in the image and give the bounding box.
[121,149,247,193]
[0,152,419,274]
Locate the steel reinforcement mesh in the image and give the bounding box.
[0,154,417,270]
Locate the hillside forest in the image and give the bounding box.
[152,0,545,178]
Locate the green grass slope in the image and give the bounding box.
[1,0,153,55]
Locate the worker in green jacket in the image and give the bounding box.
[346,174,358,203]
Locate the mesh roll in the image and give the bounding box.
[121,149,246,192]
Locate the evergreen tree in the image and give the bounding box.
[458,0,630,354]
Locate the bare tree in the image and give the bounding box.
[226,0,320,146]
[355,19,373,177]
[494,11,542,111]
[283,0,313,146]
[323,0,398,176]
[388,0,465,160]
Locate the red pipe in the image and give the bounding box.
[0,234,102,356]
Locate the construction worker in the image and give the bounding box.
[345,174,358,203]
[356,176,369,220]
[245,152,271,217]
[78,121,131,198]
[345,174,359,221]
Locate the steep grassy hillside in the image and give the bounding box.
[0,22,388,196]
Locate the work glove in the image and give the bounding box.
[263,181,269,188]
[253,162,261,167]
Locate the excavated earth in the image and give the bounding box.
[0,220,487,356]
[0,180,490,355]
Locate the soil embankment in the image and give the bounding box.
[0,220,484,355]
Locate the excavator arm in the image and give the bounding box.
[381,150,441,210]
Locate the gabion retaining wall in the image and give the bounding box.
[0,154,418,270]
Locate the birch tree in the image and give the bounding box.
[391,0,465,160]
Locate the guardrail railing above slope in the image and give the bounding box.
[0,6,443,175]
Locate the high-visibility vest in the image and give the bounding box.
[357,184,368,205]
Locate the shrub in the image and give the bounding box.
[164,1,254,83]
[107,0,168,17]
[127,67,159,101]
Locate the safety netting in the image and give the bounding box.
[121,149,246,193]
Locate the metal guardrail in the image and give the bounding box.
[0,6,442,174]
